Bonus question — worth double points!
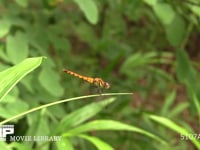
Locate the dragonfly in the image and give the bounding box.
[63,69,110,92]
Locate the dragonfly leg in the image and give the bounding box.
[98,87,103,95]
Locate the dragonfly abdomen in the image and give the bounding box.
[63,69,94,84]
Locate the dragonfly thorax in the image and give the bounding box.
[94,78,110,89]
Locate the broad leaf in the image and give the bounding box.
[0,57,43,101]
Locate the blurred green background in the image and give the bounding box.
[0,0,200,149]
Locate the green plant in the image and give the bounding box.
[0,58,165,149]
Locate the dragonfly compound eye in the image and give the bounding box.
[104,82,110,89]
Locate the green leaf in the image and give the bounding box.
[56,138,74,150]
[121,52,155,71]
[14,0,28,7]
[0,46,10,62]
[161,90,176,116]
[38,67,64,97]
[0,142,11,150]
[63,120,166,144]
[78,134,114,150]
[169,102,189,118]
[191,92,200,122]
[187,3,200,17]
[0,57,43,101]
[147,66,174,81]
[143,0,158,6]
[6,32,29,64]
[176,49,193,81]
[165,15,186,47]
[74,0,98,24]
[35,114,50,136]
[149,115,200,149]
[0,19,12,38]
[0,100,29,119]
[54,98,116,134]
[20,76,34,93]
[121,52,171,74]
[153,3,175,25]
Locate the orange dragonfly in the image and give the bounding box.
[63,69,110,91]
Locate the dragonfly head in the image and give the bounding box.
[104,82,110,89]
